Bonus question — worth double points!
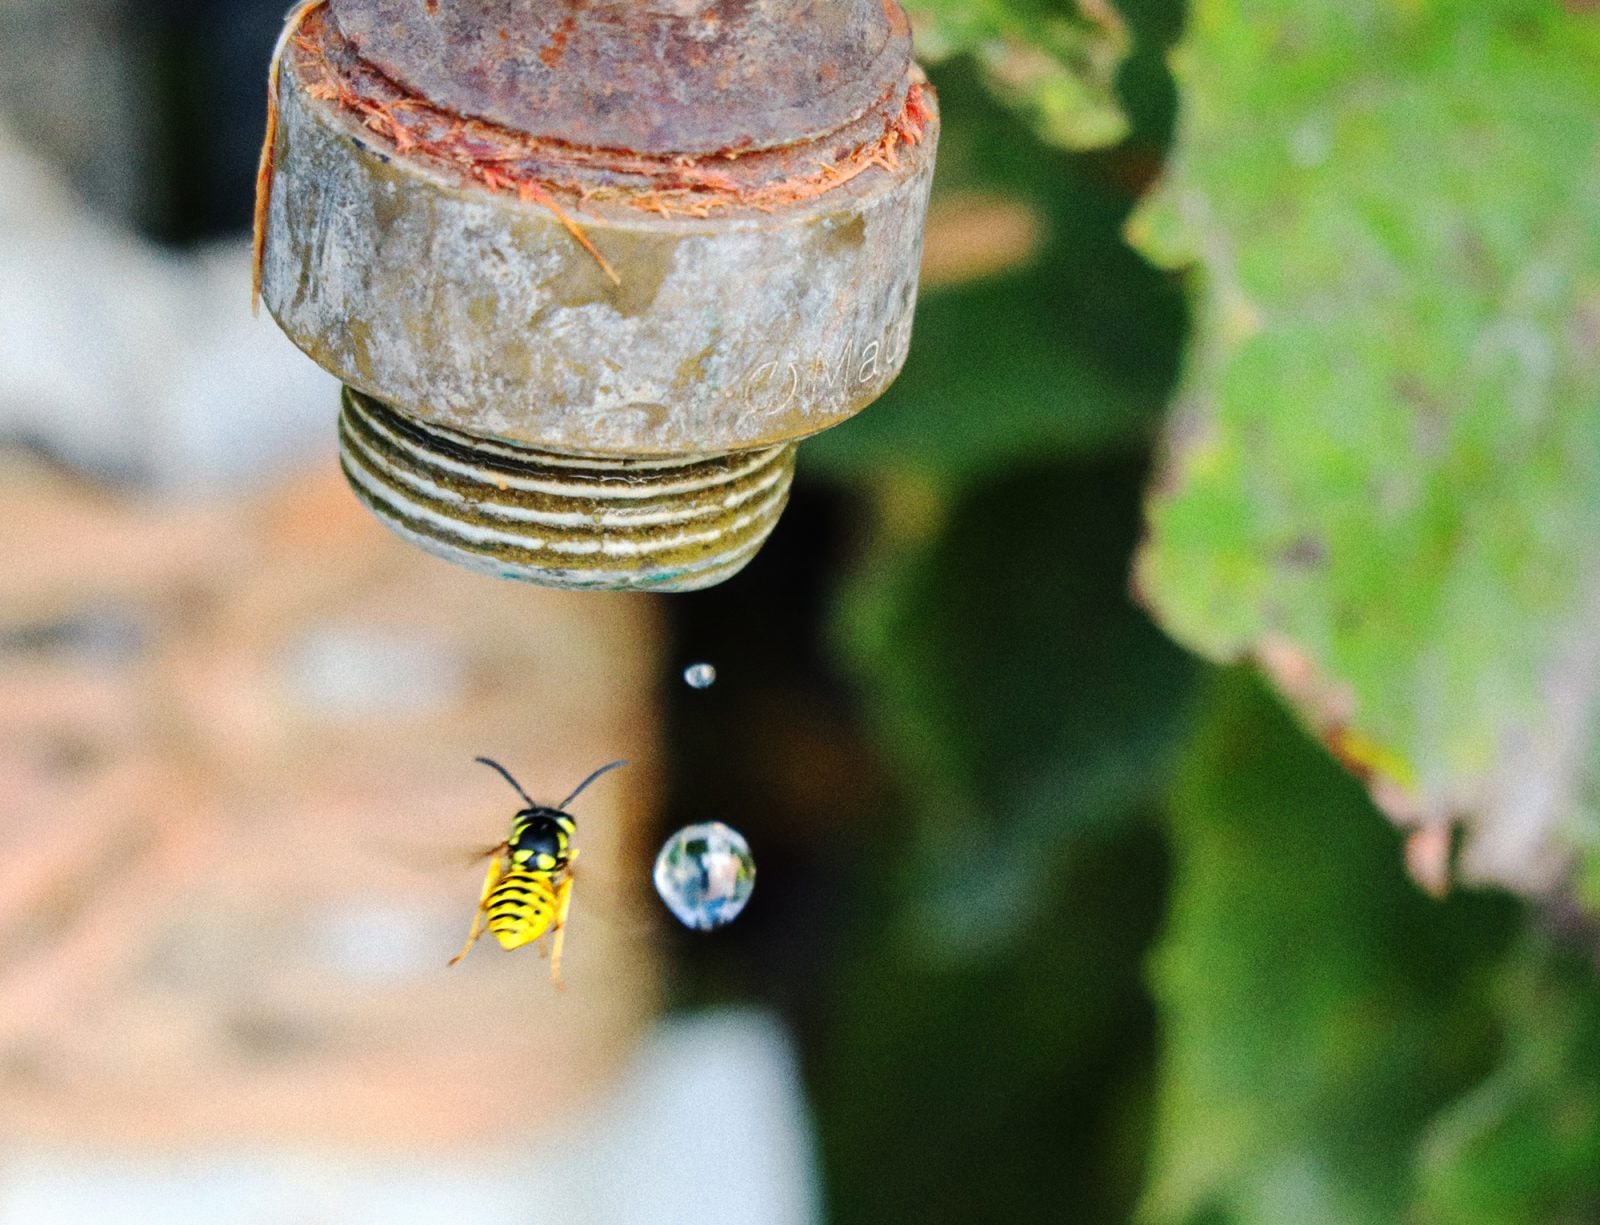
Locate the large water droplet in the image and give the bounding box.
[682,661,717,690]
[653,823,755,931]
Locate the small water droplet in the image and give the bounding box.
[682,662,717,690]
[653,823,755,931]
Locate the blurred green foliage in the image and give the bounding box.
[1419,937,1600,1225]
[804,66,1185,487]
[816,803,1166,1225]
[830,461,1193,958]
[785,0,1600,1222]
[1130,0,1600,887]
[908,0,1133,149]
[1145,674,1519,1225]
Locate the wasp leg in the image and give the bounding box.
[548,857,578,989]
[448,854,505,966]
[474,840,510,863]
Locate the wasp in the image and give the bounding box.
[448,756,626,985]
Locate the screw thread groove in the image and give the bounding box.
[339,388,795,591]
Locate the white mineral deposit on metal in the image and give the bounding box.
[653,823,756,931]
[682,662,717,690]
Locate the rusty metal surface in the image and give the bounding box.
[327,0,911,156]
[260,0,939,588]
[290,9,921,208]
[261,46,939,456]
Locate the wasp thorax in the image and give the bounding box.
[511,813,570,869]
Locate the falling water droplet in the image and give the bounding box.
[682,662,717,690]
[653,822,756,931]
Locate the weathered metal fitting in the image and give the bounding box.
[339,388,795,591]
[259,0,938,590]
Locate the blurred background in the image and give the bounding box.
[3,0,1600,1221]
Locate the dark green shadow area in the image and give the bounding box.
[810,453,1197,1224]
[1144,672,1524,1225]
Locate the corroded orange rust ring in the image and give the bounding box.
[292,5,930,218]
[330,0,912,155]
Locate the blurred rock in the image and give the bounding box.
[0,456,665,1148]
[0,0,155,227]
[281,623,470,722]
[1,1010,818,1225]
[0,120,339,494]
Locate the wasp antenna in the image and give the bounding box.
[474,756,537,808]
[558,759,628,810]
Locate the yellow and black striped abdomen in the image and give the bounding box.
[486,870,560,951]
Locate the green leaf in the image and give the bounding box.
[909,0,1132,151]
[1143,672,1518,1225]
[1128,0,1600,893]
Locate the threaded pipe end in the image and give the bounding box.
[338,388,796,592]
